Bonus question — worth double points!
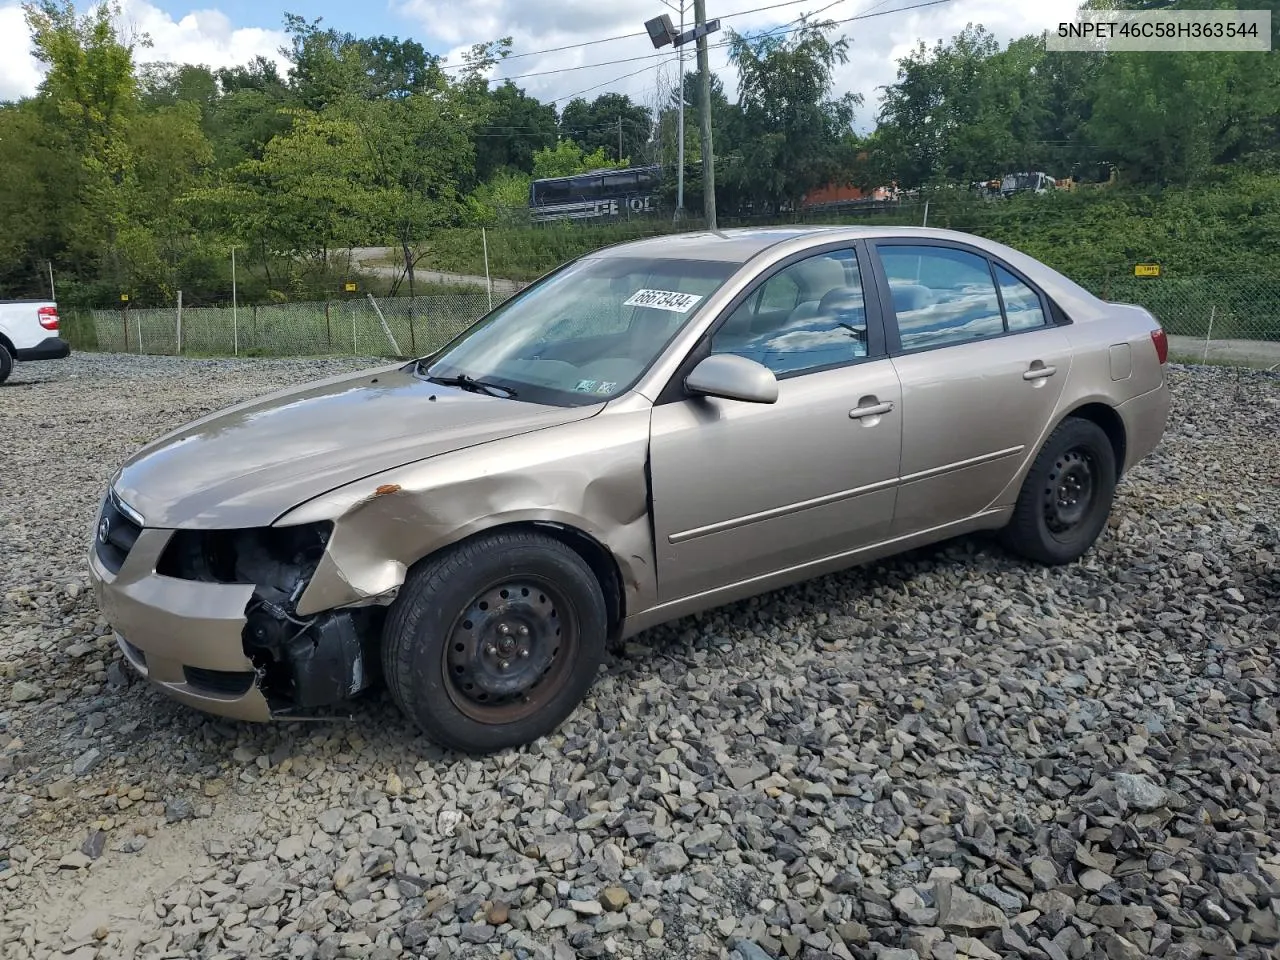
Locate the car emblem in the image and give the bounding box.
[98,517,111,544]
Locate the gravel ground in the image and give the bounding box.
[1,353,1278,960]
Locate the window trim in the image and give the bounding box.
[655,238,888,404]
[869,238,1062,356]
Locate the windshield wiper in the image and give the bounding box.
[425,372,517,399]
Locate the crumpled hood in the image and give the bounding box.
[114,365,602,528]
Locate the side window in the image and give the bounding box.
[878,245,1003,350]
[711,248,869,376]
[995,265,1048,330]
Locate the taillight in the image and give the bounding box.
[38,306,59,331]
[1150,328,1168,365]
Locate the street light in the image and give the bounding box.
[644,5,721,229]
[644,13,678,47]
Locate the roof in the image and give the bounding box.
[587,225,1105,316]
[589,225,1001,263]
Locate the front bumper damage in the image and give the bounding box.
[88,491,381,721]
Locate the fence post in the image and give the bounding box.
[122,305,129,354]
[176,290,182,355]
[409,299,417,356]
[351,303,357,355]
[253,304,259,349]
[325,301,332,352]
[366,293,401,356]
[1203,303,1217,364]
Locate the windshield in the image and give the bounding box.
[422,256,737,405]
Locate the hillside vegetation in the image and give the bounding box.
[426,173,1280,282]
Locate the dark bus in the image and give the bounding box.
[529,164,662,223]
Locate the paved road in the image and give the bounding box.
[1168,335,1280,369]
[346,246,523,295]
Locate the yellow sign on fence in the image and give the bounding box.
[120,293,129,302]
[1134,264,1161,277]
[344,282,358,292]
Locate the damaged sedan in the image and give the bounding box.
[89,227,1170,753]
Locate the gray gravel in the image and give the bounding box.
[2,353,1279,960]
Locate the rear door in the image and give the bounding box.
[869,241,1073,537]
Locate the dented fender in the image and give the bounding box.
[276,407,658,619]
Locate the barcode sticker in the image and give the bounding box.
[623,289,704,313]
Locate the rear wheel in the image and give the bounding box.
[0,343,12,384]
[381,530,607,753]
[1001,417,1117,565]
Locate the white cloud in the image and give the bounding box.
[0,5,44,100]
[1,0,1087,119]
[414,0,1084,120]
[120,0,290,72]
[0,0,289,103]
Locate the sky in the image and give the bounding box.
[0,0,1084,124]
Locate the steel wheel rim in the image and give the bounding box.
[443,577,578,724]
[1043,448,1096,535]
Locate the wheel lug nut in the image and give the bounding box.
[518,625,529,636]
[519,648,530,659]
[500,660,510,670]
[485,645,497,656]
[499,624,511,635]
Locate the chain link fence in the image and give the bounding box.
[89,294,508,358]
[84,276,1280,362]
[1080,275,1280,343]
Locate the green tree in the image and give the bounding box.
[210,57,295,166]
[559,93,652,162]
[122,102,216,299]
[343,91,478,297]
[465,169,534,226]
[190,109,379,290]
[872,24,1003,187]
[0,102,77,295]
[727,19,862,212]
[532,140,626,179]
[23,0,147,289]
[475,82,558,180]
[1089,49,1280,184]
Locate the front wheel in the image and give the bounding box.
[381,530,607,753]
[0,343,12,384]
[1001,417,1118,565]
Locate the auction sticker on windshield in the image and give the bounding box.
[623,289,704,313]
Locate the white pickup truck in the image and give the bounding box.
[0,300,71,383]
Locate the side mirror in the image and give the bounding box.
[685,354,778,404]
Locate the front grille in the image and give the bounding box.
[95,491,143,574]
[183,666,256,696]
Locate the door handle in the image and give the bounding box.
[1023,364,1057,381]
[849,400,894,419]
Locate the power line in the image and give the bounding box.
[533,58,671,107]
[479,0,954,85]
[442,0,868,72]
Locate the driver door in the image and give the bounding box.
[648,245,903,603]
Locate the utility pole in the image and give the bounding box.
[676,0,686,219]
[618,115,624,162]
[644,5,718,225]
[693,0,717,230]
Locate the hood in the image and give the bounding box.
[115,365,603,528]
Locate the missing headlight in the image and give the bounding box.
[157,522,333,602]
[157,522,381,710]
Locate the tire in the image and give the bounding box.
[0,343,12,385]
[381,530,607,753]
[1001,417,1118,566]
